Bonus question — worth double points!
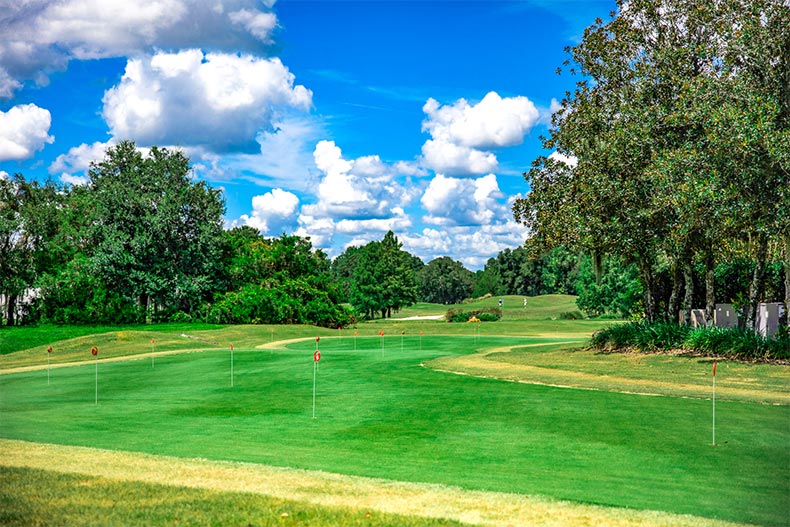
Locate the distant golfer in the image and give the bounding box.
[499,298,503,308]
[523,297,527,308]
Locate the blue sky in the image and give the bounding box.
[0,0,614,269]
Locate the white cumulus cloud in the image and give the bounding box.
[0,0,280,98]
[240,188,300,235]
[49,140,113,176]
[548,150,578,168]
[420,91,539,175]
[101,49,312,153]
[421,173,506,227]
[0,104,54,161]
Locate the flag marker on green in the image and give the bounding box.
[91,346,99,404]
[712,361,717,446]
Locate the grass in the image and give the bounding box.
[1,331,788,526]
[1,440,754,527]
[0,465,470,527]
[428,343,790,404]
[1,296,787,526]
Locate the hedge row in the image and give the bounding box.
[444,307,503,323]
[590,321,790,361]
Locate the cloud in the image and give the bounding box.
[0,0,281,98]
[289,140,421,252]
[239,188,300,235]
[0,104,54,161]
[420,91,540,175]
[548,150,578,168]
[0,170,8,180]
[421,173,507,227]
[401,222,530,271]
[303,140,417,221]
[101,49,312,153]
[59,173,90,186]
[49,140,113,176]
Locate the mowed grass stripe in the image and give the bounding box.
[0,439,754,527]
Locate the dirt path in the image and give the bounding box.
[0,439,750,527]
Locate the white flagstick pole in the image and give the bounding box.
[151,338,155,368]
[230,343,234,387]
[47,346,52,385]
[713,361,716,446]
[91,346,98,404]
[313,337,320,418]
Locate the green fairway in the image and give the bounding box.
[1,329,787,527]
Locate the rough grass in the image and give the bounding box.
[0,440,755,527]
[0,465,470,527]
[426,343,790,405]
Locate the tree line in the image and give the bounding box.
[513,0,789,330]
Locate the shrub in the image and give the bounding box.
[592,321,790,361]
[559,311,584,320]
[445,307,502,323]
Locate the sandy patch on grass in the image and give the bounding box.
[425,345,790,405]
[0,439,751,527]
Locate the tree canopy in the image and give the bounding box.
[513,0,789,326]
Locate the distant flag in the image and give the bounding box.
[230,343,234,387]
[91,346,99,404]
[47,346,52,385]
[151,337,155,368]
[713,361,717,376]
[312,340,321,418]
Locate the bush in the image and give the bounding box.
[592,321,790,361]
[445,307,502,323]
[559,311,584,320]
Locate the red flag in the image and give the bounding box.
[316,336,320,343]
[91,346,98,356]
[712,361,717,377]
[47,346,52,354]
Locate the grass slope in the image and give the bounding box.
[1,440,754,527]
[0,465,469,527]
[1,332,788,526]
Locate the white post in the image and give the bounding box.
[711,361,717,446]
[713,373,716,446]
[230,344,234,388]
[95,355,98,405]
[47,354,50,385]
[312,359,317,419]
[151,339,155,368]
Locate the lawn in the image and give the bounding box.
[1,321,788,527]
[1,296,787,526]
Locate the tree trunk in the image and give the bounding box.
[682,259,694,326]
[784,235,790,329]
[746,234,769,330]
[638,260,658,323]
[705,247,716,326]
[667,261,682,322]
[5,293,16,327]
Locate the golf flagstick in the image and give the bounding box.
[91,346,98,404]
[313,337,321,418]
[712,360,716,446]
